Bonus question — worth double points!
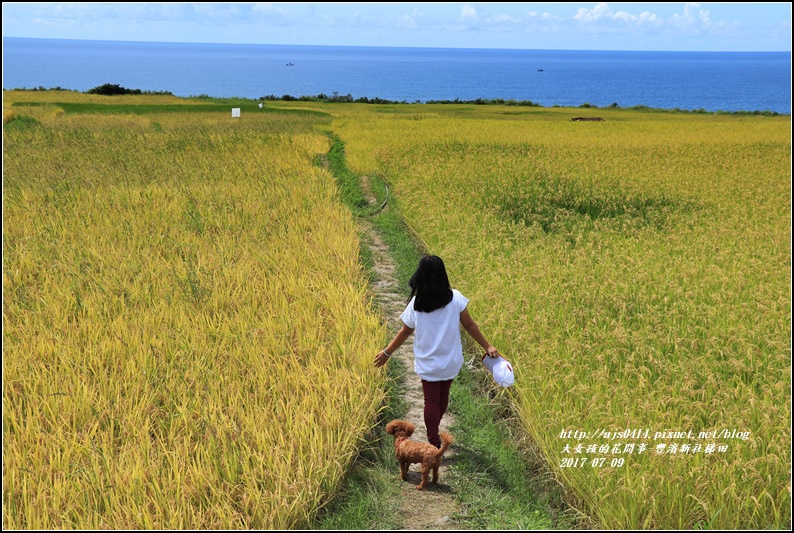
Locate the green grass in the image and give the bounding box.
[446,366,576,529]
[326,136,372,216]
[315,136,575,529]
[366,173,430,283]
[3,114,41,130]
[324,135,426,286]
[491,173,696,235]
[11,101,330,117]
[313,135,412,529]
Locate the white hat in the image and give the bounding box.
[482,354,515,387]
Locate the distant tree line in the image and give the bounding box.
[6,84,173,96]
[85,84,173,96]
[425,97,541,106]
[6,86,75,92]
[258,92,543,106]
[4,85,783,116]
[259,92,410,104]
[258,94,781,115]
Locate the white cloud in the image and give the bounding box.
[2,2,789,51]
[492,14,520,25]
[395,8,423,30]
[773,19,791,36]
[573,2,609,23]
[460,4,478,21]
[457,3,526,31]
[251,3,284,15]
[670,3,710,30]
[637,12,658,25]
[573,2,660,28]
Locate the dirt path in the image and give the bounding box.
[359,175,463,529]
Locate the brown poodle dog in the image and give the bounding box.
[386,420,453,490]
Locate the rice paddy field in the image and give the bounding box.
[3,92,386,529]
[335,105,791,529]
[3,92,791,530]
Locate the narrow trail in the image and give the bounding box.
[358,175,463,529]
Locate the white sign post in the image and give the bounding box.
[231,108,241,118]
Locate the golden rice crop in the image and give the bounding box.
[335,105,791,529]
[3,97,386,529]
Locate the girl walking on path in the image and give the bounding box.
[374,255,500,448]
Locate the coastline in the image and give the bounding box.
[3,37,791,114]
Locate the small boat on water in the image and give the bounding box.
[286,62,294,66]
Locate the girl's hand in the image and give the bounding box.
[374,351,390,367]
[485,346,500,358]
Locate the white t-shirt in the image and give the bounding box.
[400,289,469,381]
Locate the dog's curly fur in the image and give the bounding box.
[386,419,453,490]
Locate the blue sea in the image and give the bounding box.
[2,37,791,113]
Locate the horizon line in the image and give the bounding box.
[3,35,791,55]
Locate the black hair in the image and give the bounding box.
[408,255,453,313]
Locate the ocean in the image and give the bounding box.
[2,37,791,113]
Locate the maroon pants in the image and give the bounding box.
[421,379,453,448]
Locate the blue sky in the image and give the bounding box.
[2,2,791,52]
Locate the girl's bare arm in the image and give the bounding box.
[374,324,414,367]
[460,309,499,357]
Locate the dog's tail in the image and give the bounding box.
[437,432,454,455]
